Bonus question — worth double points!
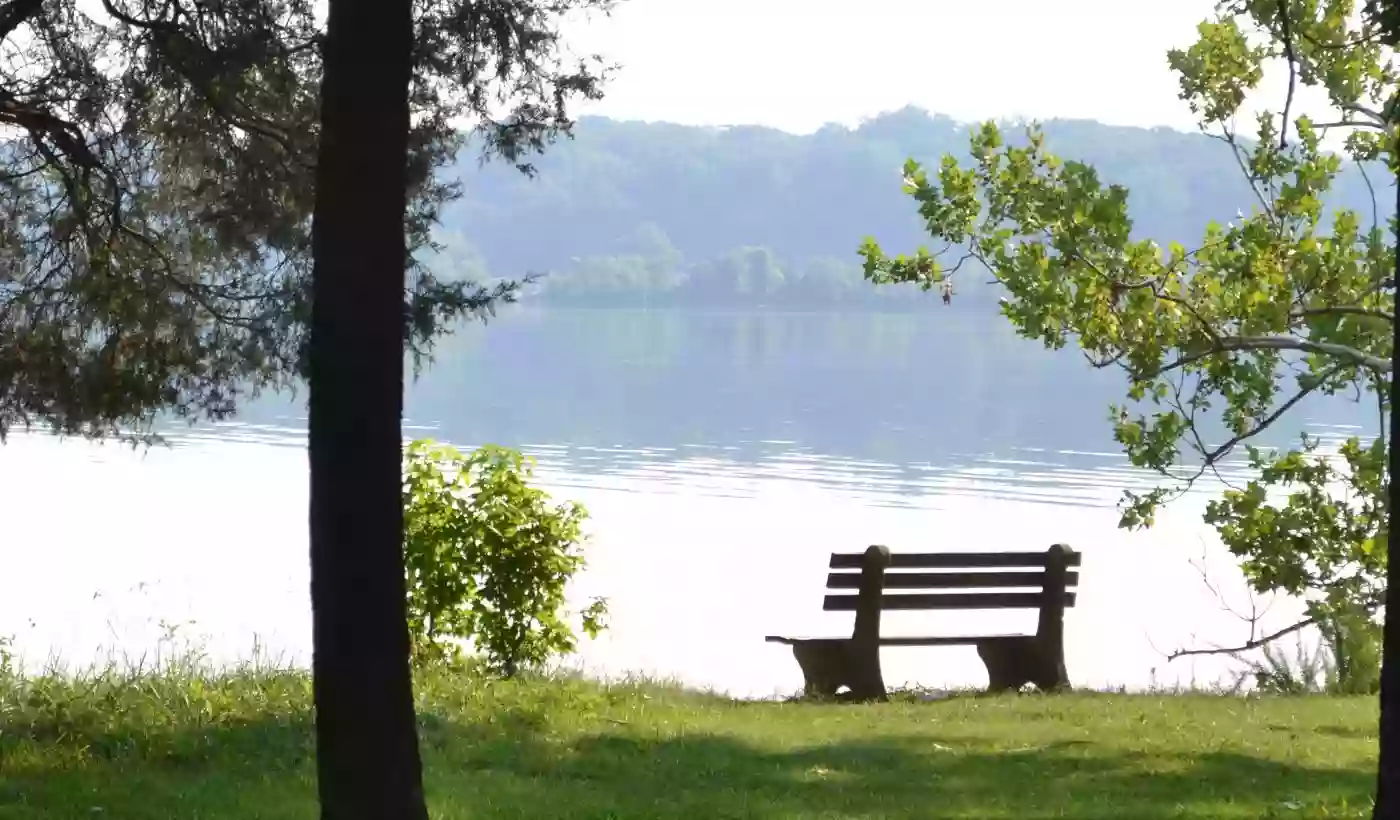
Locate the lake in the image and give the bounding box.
[0,306,1372,698]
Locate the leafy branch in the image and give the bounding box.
[859,0,1394,644]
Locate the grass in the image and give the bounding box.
[0,647,1380,819]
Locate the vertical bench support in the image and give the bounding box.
[976,544,1074,692]
[787,544,890,701]
[847,543,892,701]
[1034,542,1072,690]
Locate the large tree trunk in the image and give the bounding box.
[1376,165,1400,820]
[307,0,427,818]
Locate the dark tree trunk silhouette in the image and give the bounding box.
[1377,172,1400,819]
[307,0,426,818]
[1353,12,1400,816]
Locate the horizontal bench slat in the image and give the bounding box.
[764,634,1033,646]
[823,591,1077,611]
[825,570,1079,590]
[878,634,1031,646]
[829,550,1081,570]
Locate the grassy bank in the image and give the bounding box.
[0,656,1379,819]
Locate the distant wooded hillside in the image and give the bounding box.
[433,106,1389,309]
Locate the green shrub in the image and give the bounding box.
[1234,604,1382,696]
[1318,604,1382,695]
[402,439,607,676]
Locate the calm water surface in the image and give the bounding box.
[0,307,1371,697]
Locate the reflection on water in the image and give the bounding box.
[0,307,1379,698]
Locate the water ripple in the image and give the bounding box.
[45,417,1321,511]
[8,416,1359,514]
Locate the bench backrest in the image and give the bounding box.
[823,544,1081,644]
[823,546,1080,612]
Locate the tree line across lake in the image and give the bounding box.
[430,107,1390,311]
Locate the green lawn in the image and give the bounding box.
[0,661,1379,819]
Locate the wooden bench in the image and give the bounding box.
[765,544,1080,701]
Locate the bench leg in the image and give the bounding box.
[790,639,887,702]
[791,640,845,698]
[976,637,1069,693]
[845,641,887,702]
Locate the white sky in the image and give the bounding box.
[53,0,1375,142]
[561,0,1348,136]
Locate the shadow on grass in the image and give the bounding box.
[1315,724,1379,740]
[3,706,1376,819]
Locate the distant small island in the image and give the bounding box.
[520,238,944,311]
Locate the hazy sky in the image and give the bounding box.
[563,0,1339,135]
[51,0,1359,141]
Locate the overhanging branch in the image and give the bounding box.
[1292,305,1394,322]
[1156,334,1391,376]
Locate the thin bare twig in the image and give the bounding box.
[1166,617,1317,661]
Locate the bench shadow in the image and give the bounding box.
[3,705,1376,819]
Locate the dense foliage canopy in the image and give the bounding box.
[0,0,612,439]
